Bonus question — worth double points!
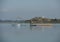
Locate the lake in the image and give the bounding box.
[0,23,60,42]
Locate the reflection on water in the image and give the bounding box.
[30,24,53,31]
[0,23,60,42]
[11,23,53,31]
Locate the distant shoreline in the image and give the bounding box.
[0,21,60,24]
[0,17,60,24]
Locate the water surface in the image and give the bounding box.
[0,23,60,42]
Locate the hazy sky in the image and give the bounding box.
[0,0,60,20]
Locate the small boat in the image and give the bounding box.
[17,24,20,26]
[17,24,21,29]
[30,25,37,26]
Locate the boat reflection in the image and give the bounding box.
[30,25,53,31]
[11,23,53,31]
[11,23,21,30]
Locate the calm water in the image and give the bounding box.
[0,23,60,42]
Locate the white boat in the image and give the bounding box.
[17,24,21,29]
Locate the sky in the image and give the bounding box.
[0,0,60,20]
